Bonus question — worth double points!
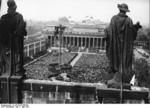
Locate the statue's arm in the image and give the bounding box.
[105,16,116,52]
[127,17,142,41]
[106,16,116,40]
[14,13,27,37]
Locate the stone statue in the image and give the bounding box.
[105,3,142,85]
[0,0,27,76]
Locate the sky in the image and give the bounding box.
[0,0,149,27]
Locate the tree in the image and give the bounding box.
[147,29,150,50]
[136,29,148,41]
[26,26,42,35]
[133,58,149,87]
[58,17,69,25]
[144,28,150,50]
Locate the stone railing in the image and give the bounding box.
[22,79,149,104]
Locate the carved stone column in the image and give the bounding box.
[93,38,95,48]
[100,38,103,50]
[77,37,79,47]
[0,75,24,103]
[89,38,91,48]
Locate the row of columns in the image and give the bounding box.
[49,35,106,49]
[24,40,46,57]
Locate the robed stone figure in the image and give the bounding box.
[0,0,27,76]
[105,3,142,84]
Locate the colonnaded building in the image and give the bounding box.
[23,23,149,60]
[44,24,107,50]
[24,24,107,58]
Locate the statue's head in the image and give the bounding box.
[7,0,17,10]
[118,3,130,13]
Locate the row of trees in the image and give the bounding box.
[26,17,69,35]
[25,16,106,33]
[135,28,150,50]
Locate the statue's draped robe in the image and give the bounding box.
[0,11,26,75]
[105,13,138,83]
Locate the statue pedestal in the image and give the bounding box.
[0,75,24,103]
[107,78,131,90]
[107,72,133,90]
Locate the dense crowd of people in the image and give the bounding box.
[68,46,79,52]
[24,50,47,64]
[25,53,111,83]
[75,54,109,68]
[88,48,101,53]
[25,53,77,80]
[66,54,110,83]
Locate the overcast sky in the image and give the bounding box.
[0,0,149,27]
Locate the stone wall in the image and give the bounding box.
[21,79,149,104]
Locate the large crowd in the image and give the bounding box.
[74,54,109,68]
[68,46,79,52]
[88,48,99,53]
[25,52,77,80]
[25,52,110,83]
[25,50,150,85]
[66,54,110,83]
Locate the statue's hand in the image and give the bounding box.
[134,22,142,30]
